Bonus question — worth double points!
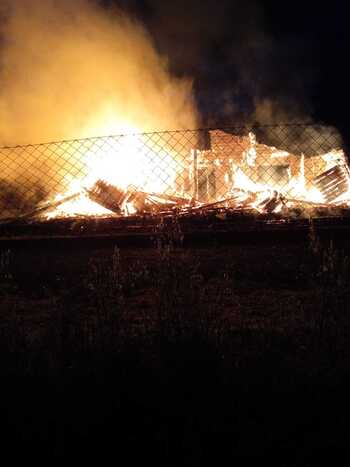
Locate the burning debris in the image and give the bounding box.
[87,180,127,214]
[2,128,350,222]
[313,164,350,203]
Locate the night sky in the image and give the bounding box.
[105,0,350,133]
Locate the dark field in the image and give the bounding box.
[1,226,350,463]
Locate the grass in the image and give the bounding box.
[1,227,350,463]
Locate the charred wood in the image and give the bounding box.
[20,192,81,219]
[87,180,127,214]
[258,190,284,213]
[313,164,350,203]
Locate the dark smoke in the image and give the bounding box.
[115,0,348,155]
[121,0,318,126]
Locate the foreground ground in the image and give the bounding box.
[1,227,350,463]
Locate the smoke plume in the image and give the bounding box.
[0,0,197,145]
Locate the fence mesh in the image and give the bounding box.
[0,124,347,220]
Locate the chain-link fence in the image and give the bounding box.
[0,124,347,220]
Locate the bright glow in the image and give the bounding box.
[45,131,350,218]
[48,127,179,217]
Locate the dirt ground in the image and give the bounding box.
[1,232,350,463]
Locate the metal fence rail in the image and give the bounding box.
[0,124,346,220]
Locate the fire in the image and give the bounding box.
[41,129,350,220]
[4,1,348,221]
[228,147,350,214]
[47,127,179,218]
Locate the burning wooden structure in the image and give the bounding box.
[0,126,349,222]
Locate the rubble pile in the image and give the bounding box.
[11,130,350,221]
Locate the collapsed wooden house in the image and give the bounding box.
[174,129,348,204]
[12,128,350,220]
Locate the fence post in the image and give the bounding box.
[192,148,198,200]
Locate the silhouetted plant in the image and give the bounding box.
[153,213,184,250]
